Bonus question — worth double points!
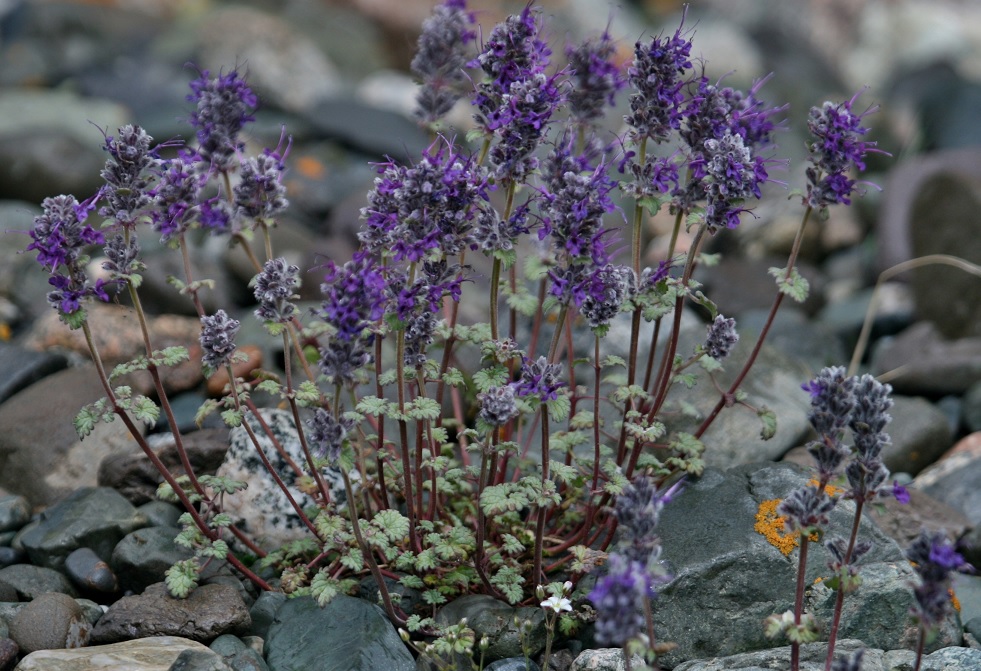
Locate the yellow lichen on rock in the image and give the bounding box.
[754,498,800,557]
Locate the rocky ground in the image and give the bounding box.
[1,0,981,669]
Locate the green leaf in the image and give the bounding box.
[194,399,220,427]
[490,565,524,605]
[480,483,529,516]
[357,395,392,417]
[151,346,190,367]
[221,409,244,428]
[473,366,509,394]
[407,397,441,421]
[340,547,364,572]
[399,574,426,590]
[637,194,666,216]
[60,308,88,331]
[254,379,283,396]
[758,406,778,440]
[132,396,160,426]
[371,510,410,543]
[500,534,525,555]
[493,248,517,270]
[673,372,697,389]
[545,393,571,422]
[416,548,438,572]
[295,380,321,406]
[201,539,229,559]
[768,266,810,303]
[311,570,341,607]
[442,367,465,387]
[165,559,199,598]
[600,355,627,369]
[74,405,100,439]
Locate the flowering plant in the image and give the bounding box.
[23,1,922,668]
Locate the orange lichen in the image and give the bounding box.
[807,478,844,497]
[755,498,800,556]
[950,589,961,612]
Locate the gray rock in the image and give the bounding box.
[952,573,981,627]
[913,432,981,525]
[0,548,21,570]
[485,658,541,671]
[882,395,953,476]
[0,344,66,406]
[0,91,129,202]
[91,582,251,644]
[19,486,146,571]
[303,98,430,162]
[0,565,77,600]
[872,321,981,396]
[568,648,645,671]
[167,647,234,671]
[0,366,148,508]
[8,592,90,654]
[649,463,959,667]
[209,634,269,671]
[14,636,217,671]
[737,307,848,376]
[437,595,547,663]
[265,595,413,671]
[0,497,29,535]
[909,171,981,338]
[65,547,119,594]
[0,579,16,602]
[217,408,352,550]
[137,501,184,529]
[0,637,16,671]
[247,591,287,641]
[963,380,981,433]
[671,639,861,670]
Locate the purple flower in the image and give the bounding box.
[697,131,770,233]
[102,233,142,281]
[254,257,300,324]
[892,481,910,505]
[200,309,240,370]
[187,68,257,172]
[804,89,880,209]
[412,0,476,124]
[778,483,836,533]
[319,251,387,342]
[803,366,856,438]
[588,553,653,646]
[704,314,739,361]
[906,530,973,628]
[360,142,490,259]
[307,408,355,466]
[235,141,290,221]
[487,71,564,182]
[615,476,681,566]
[478,385,518,427]
[28,194,104,272]
[623,11,694,144]
[98,124,158,226]
[566,31,625,126]
[844,374,894,502]
[580,264,633,329]
[151,151,205,242]
[514,356,564,402]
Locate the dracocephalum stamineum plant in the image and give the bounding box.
[24,0,899,661]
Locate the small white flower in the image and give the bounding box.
[541,596,573,613]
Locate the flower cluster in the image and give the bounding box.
[514,356,564,402]
[905,530,973,630]
[802,365,856,480]
[151,151,206,242]
[199,309,241,370]
[187,68,258,172]
[98,124,158,227]
[253,257,300,324]
[566,30,625,127]
[478,384,518,427]
[307,408,356,466]
[804,89,879,209]
[235,144,290,222]
[411,0,475,124]
[27,195,109,317]
[703,314,739,361]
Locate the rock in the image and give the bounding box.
[649,463,959,667]
[191,6,341,114]
[0,548,21,570]
[302,98,430,162]
[0,579,17,602]
[908,171,981,338]
[0,344,66,406]
[485,658,541,671]
[881,395,953,476]
[864,486,971,552]
[14,635,217,671]
[91,582,250,644]
[98,429,229,506]
[913,432,981,525]
[217,408,351,550]
[953,573,981,627]
[167,647,234,671]
[814,283,915,353]
[209,634,269,671]
[264,595,413,671]
[110,526,193,595]
[18,487,146,571]
[700,255,825,317]
[65,547,119,594]
[358,575,426,617]
[247,591,287,641]
[0,497,30,535]
[8,592,90,653]
[136,501,183,528]
[872,321,981,395]
[736,307,847,377]
[29,303,203,395]
[0,638,16,671]
[0,565,77,600]
[963,380,981,433]
[0,366,148,508]
[672,639,981,670]
[0,90,129,202]
[437,595,547,663]
[568,648,645,671]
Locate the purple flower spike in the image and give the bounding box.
[235,137,291,221]
[187,68,258,172]
[567,30,625,126]
[200,309,240,370]
[99,125,157,227]
[478,384,518,426]
[514,356,564,401]
[588,553,653,646]
[704,314,739,361]
[805,88,882,209]
[906,530,974,629]
[892,481,910,505]
[412,0,476,124]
